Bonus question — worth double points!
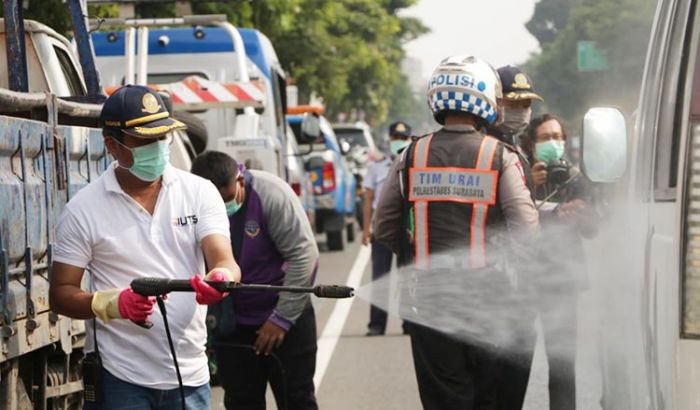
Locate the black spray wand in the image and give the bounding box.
[131,277,355,299]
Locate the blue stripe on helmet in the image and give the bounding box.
[431,93,498,125]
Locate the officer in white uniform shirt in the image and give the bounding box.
[49,85,241,409]
[362,121,412,336]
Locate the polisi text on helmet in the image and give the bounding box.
[430,74,476,89]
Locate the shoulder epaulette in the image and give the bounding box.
[500,141,518,153]
[411,133,431,142]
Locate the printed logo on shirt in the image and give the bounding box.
[173,215,198,227]
[245,220,261,238]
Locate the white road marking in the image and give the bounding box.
[314,245,371,389]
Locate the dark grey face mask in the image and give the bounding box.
[500,107,532,134]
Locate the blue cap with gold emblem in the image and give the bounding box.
[100,85,186,138]
[389,121,412,138]
[497,66,543,102]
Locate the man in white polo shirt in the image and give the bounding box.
[49,85,241,409]
[362,121,412,336]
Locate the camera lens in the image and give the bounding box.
[547,162,571,186]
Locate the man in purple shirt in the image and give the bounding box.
[191,151,319,410]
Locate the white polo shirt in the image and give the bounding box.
[53,163,230,389]
[363,156,393,210]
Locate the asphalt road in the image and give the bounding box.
[212,231,604,409]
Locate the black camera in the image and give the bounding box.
[546,159,572,188]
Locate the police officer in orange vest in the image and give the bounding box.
[374,55,539,409]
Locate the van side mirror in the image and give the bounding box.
[581,107,627,182]
[299,113,321,144]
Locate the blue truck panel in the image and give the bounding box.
[91,27,271,79]
[1,114,108,362]
[0,117,49,265]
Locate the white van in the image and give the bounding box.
[581,0,700,408]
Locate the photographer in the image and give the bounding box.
[522,113,597,410]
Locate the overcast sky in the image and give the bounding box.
[401,0,540,79]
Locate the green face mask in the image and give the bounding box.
[225,199,242,216]
[390,140,410,156]
[116,138,170,182]
[535,140,565,165]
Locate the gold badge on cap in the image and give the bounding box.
[512,73,531,90]
[141,93,161,114]
[395,123,407,132]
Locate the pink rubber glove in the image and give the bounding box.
[118,288,156,322]
[190,270,230,305]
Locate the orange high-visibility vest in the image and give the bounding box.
[405,130,503,269]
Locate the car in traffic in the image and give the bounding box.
[288,108,356,250]
[333,121,378,167]
[333,121,378,229]
[285,126,316,227]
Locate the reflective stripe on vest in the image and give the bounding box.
[411,135,498,269]
[412,134,434,269]
[470,136,499,268]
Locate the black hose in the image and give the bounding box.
[535,172,581,210]
[156,296,186,410]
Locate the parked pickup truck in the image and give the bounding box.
[0,11,197,408]
[0,14,107,408]
[288,108,356,250]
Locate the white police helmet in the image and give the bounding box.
[427,55,502,126]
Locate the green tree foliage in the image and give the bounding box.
[0,0,72,34]
[386,81,434,138]
[524,0,657,129]
[190,0,428,125]
[526,0,572,44]
[39,0,427,126]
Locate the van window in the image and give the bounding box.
[335,128,369,148]
[53,46,85,96]
[654,6,696,200]
[0,34,50,92]
[680,1,700,338]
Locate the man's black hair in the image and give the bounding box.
[435,110,489,131]
[191,151,239,189]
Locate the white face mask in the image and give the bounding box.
[500,107,532,133]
